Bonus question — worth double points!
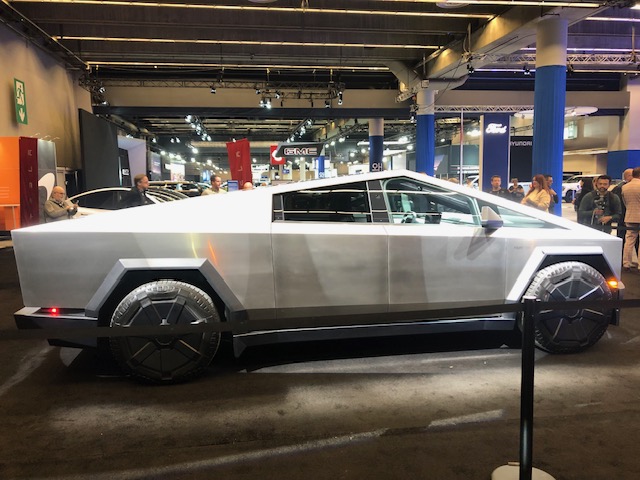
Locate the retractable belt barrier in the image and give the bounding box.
[1,297,638,342]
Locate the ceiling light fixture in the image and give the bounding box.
[26,1,497,19]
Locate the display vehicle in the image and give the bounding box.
[13,170,624,383]
[70,186,188,216]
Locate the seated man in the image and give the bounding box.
[43,186,78,222]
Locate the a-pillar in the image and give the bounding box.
[607,76,640,176]
[369,119,384,172]
[415,88,436,175]
[532,16,567,216]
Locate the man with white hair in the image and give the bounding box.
[43,186,78,222]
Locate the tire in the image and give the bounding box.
[109,280,221,383]
[564,190,574,203]
[523,262,612,353]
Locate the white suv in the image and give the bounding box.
[561,174,602,203]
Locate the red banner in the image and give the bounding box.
[226,138,252,185]
[270,145,285,165]
[19,137,39,227]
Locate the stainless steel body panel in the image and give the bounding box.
[271,222,388,316]
[385,224,507,311]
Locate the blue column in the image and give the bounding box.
[316,155,325,178]
[532,17,567,216]
[608,150,640,178]
[369,118,384,172]
[481,114,511,192]
[415,88,435,175]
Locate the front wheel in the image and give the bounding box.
[523,262,612,353]
[109,280,221,383]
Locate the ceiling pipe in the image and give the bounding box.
[386,60,468,102]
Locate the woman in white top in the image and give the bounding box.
[521,174,551,212]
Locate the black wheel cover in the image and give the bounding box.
[524,262,612,353]
[110,280,221,383]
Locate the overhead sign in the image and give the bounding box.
[270,145,285,165]
[14,78,28,125]
[275,142,325,158]
[485,123,507,134]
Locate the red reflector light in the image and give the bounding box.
[43,307,60,316]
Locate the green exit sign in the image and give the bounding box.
[14,78,28,125]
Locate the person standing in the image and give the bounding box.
[577,175,621,233]
[43,186,78,222]
[119,174,154,208]
[508,178,525,201]
[201,175,227,195]
[521,174,551,212]
[545,174,559,212]
[612,168,633,243]
[486,175,510,198]
[622,166,640,271]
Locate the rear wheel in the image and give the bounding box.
[523,262,612,353]
[109,280,221,383]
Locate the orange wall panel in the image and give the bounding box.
[0,137,21,229]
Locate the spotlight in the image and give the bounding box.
[266,98,272,109]
[256,88,261,95]
[151,137,157,144]
[98,86,106,94]
[338,92,343,105]
[210,86,217,94]
[175,137,180,143]
[324,100,331,108]
[275,91,281,99]
[259,97,266,107]
[523,64,531,76]
[170,137,175,143]
[185,115,192,123]
[467,63,474,74]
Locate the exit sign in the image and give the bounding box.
[14,78,28,125]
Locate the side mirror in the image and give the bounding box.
[481,206,503,229]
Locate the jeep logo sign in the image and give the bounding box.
[283,147,318,156]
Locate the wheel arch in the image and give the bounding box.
[506,246,619,305]
[85,258,243,327]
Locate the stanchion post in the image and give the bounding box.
[492,297,555,480]
[520,296,538,480]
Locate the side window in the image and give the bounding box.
[276,182,371,222]
[379,178,479,226]
[476,199,560,229]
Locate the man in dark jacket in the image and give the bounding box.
[612,168,633,241]
[578,175,622,233]
[120,174,154,208]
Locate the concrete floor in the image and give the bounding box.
[1,231,640,479]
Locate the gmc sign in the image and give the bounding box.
[283,147,318,156]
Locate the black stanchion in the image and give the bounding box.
[492,296,555,480]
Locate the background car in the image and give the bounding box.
[70,187,188,216]
[13,170,623,383]
[149,180,203,197]
[561,174,602,202]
